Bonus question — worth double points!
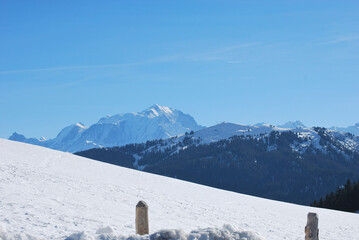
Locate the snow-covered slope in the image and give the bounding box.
[8,105,204,153]
[190,122,282,143]
[162,122,359,154]
[1,139,359,239]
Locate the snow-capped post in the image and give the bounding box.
[305,212,319,240]
[136,200,149,235]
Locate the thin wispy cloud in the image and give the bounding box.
[317,34,359,45]
[0,42,259,75]
[187,42,259,62]
[216,42,260,53]
[227,60,243,64]
[49,79,92,89]
[0,63,128,75]
[144,42,259,64]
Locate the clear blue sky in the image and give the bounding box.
[1,0,359,139]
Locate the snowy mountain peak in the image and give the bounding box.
[278,121,306,129]
[98,105,175,124]
[143,108,160,118]
[75,122,86,128]
[142,104,174,117]
[55,122,87,140]
[146,103,168,111]
[9,105,203,152]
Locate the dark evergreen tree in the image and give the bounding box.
[312,179,359,212]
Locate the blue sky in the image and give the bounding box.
[1,0,359,139]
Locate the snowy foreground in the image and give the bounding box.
[0,139,358,240]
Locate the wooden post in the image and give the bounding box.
[305,212,319,240]
[136,200,149,235]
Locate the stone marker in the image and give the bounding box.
[305,212,319,240]
[136,200,149,235]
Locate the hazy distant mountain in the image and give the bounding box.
[330,123,359,136]
[9,104,204,152]
[277,121,306,129]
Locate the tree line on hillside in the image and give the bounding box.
[311,179,359,213]
[76,129,359,205]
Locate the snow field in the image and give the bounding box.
[0,225,261,240]
[0,139,358,239]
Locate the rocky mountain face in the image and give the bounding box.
[76,123,359,204]
[8,104,204,152]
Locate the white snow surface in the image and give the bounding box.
[1,139,359,240]
[0,225,261,240]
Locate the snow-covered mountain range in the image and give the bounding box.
[106,121,358,158]
[276,121,359,137]
[330,123,359,136]
[8,104,204,152]
[1,139,359,239]
[177,122,359,154]
[8,105,359,154]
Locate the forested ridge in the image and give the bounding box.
[76,128,359,205]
